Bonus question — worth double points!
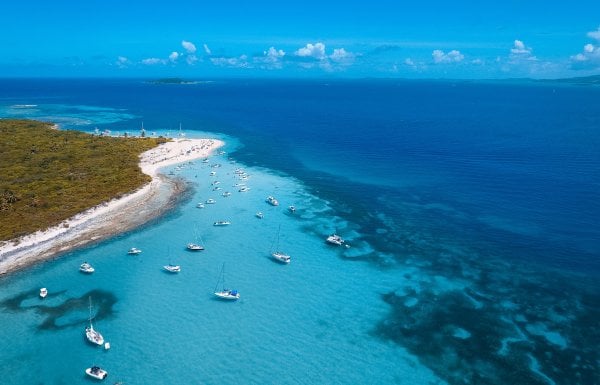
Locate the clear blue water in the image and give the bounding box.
[0,78,598,385]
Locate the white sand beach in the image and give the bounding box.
[0,137,224,275]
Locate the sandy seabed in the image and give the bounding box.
[0,138,224,275]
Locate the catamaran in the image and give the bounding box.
[213,263,240,300]
[85,297,105,346]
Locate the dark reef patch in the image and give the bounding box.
[0,289,117,331]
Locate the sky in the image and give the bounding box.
[1,0,600,79]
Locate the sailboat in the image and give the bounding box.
[270,225,291,264]
[213,263,240,300]
[187,228,205,251]
[85,297,105,346]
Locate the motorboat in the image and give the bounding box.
[196,203,205,208]
[79,262,95,274]
[85,366,108,380]
[39,288,48,298]
[239,187,250,192]
[326,233,345,246]
[213,186,222,191]
[222,191,232,197]
[288,205,296,213]
[255,212,264,219]
[206,198,216,204]
[127,247,142,255]
[209,171,216,176]
[187,243,204,251]
[213,221,231,226]
[163,264,181,273]
[266,196,279,206]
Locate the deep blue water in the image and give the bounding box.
[0,78,599,384]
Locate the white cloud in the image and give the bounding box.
[210,55,249,68]
[509,40,537,61]
[186,55,198,65]
[471,58,483,65]
[254,47,286,69]
[116,56,130,68]
[203,44,212,55]
[169,51,179,63]
[432,49,464,64]
[404,58,415,66]
[569,28,600,70]
[587,27,600,41]
[330,48,354,62]
[182,40,197,54]
[141,57,165,65]
[295,42,326,59]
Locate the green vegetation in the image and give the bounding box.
[0,119,168,241]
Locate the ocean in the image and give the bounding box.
[0,78,598,385]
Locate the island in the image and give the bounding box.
[0,119,223,274]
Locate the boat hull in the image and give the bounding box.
[85,367,108,380]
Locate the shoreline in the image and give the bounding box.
[0,137,224,276]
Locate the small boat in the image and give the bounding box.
[85,297,105,346]
[239,187,250,192]
[85,366,108,380]
[205,198,216,204]
[213,221,231,226]
[187,243,204,251]
[39,288,48,298]
[80,262,95,274]
[202,158,210,163]
[209,171,216,176]
[212,186,222,191]
[288,205,296,213]
[266,196,279,206]
[127,247,142,255]
[255,212,264,219]
[196,203,205,208]
[211,181,220,185]
[326,233,345,246]
[163,264,181,273]
[213,263,240,300]
[222,191,232,197]
[270,225,291,264]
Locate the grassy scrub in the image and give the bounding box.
[0,119,167,241]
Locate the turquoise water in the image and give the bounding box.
[0,139,439,384]
[1,79,598,385]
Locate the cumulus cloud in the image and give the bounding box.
[432,49,464,64]
[509,40,537,61]
[116,56,130,68]
[141,57,165,65]
[587,26,600,41]
[203,44,212,55]
[254,47,286,69]
[330,48,354,62]
[210,55,249,68]
[186,55,198,65]
[404,58,415,67]
[570,28,600,70]
[169,51,179,63]
[182,40,197,54]
[295,42,326,59]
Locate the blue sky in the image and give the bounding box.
[1,0,600,78]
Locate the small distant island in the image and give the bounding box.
[0,119,166,241]
[537,74,600,85]
[147,78,209,85]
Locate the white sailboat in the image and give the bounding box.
[187,228,205,251]
[85,297,105,346]
[213,263,240,300]
[270,225,291,264]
